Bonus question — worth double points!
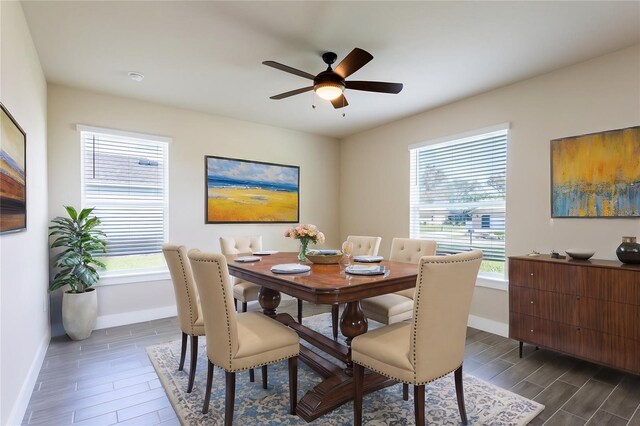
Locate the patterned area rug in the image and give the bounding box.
[147,313,544,425]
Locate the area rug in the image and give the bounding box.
[147,313,544,425]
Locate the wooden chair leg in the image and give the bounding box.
[414,384,425,426]
[187,335,198,393]
[234,298,239,312]
[288,356,298,415]
[249,369,255,382]
[242,301,248,312]
[354,363,364,426]
[262,365,268,389]
[331,304,339,340]
[403,383,409,401]
[178,332,187,371]
[455,366,468,425]
[297,299,303,324]
[202,360,214,414]
[225,371,236,426]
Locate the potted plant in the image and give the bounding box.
[49,206,107,340]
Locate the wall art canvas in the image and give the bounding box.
[205,156,299,223]
[551,126,639,218]
[0,103,27,233]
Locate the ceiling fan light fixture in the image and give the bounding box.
[314,81,344,101]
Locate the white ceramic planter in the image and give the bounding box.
[62,288,98,340]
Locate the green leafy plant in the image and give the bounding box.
[49,206,107,293]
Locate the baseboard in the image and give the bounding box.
[468,314,509,337]
[6,332,49,426]
[95,305,177,330]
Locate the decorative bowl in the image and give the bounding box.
[565,249,595,260]
[306,251,343,264]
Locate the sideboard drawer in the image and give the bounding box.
[578,268,640,305]
[509,312,579,355]
[509,259,578,294]
[579,297,640,340]
[510,285,579,325]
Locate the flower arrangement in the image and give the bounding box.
[284,224,325,261]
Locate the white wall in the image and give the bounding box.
[0,2,50,424]
[340,45,640,328]
[47,85,340,330]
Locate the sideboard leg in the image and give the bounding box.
[519,341,523,358]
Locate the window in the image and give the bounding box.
[409,125,508,277]
[79,125,170,275]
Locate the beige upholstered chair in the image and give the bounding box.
[162,244,205,393]
[361,238,437,324]
[352,250,483,426]
[219,236,262,313]
[188,250,300,425]
[347,235,382,256]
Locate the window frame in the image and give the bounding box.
[77,124,171,284]
[409,123,510,282]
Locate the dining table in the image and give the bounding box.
[225,252,419,422]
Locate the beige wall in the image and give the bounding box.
[0,2,49,424]
[340,45,640,327]
[47,85,340,329]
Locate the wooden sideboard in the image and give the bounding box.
[509,255,640,374]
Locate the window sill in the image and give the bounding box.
[96,269,171,286]
[476,274,508,291]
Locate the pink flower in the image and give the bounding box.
[284,229,290,237]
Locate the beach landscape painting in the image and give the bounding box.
[0,104,27,233]
[206,156,299,223]
[551,126,640,218]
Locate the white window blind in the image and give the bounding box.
[81,128,168,257]
[410,128,508,265]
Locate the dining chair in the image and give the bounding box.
[188,249,300,426]
[361,238,437,325]
[346,235,382,256]
[219,236,262,313]
[162,243,205,393]
[325,235,383,340]
[352,250,483,426]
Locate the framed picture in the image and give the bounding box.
[0,103,27,233]
[551,126,639,218]
[205,156,299,223]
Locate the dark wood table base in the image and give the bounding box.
[263,288,399,422]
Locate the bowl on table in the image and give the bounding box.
[306,250,344,264]
[565,249,595,260]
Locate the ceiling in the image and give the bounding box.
[21,1,640,139]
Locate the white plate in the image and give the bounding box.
[235,256,261,263]
[253,250,279,255]
[271,264,311,274]
[353,255,384,263]
[345,265,386,275]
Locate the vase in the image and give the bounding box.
[616,236,640,264]
[298,238,310,262]
[62,288,98,340]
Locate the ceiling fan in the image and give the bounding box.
[263,48,403,109]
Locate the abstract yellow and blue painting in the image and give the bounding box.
[551,126,639,217]
[206,156,299,223]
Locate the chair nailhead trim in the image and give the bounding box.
[167,247,198,336]
[353,360,461,386]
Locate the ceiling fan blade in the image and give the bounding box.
[346,81,403,94]
[330,94,348,109]
[334,48,373,79]
[262,61,315,80]
[269,86,314,100]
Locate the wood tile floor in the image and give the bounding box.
[22,301,640,425]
